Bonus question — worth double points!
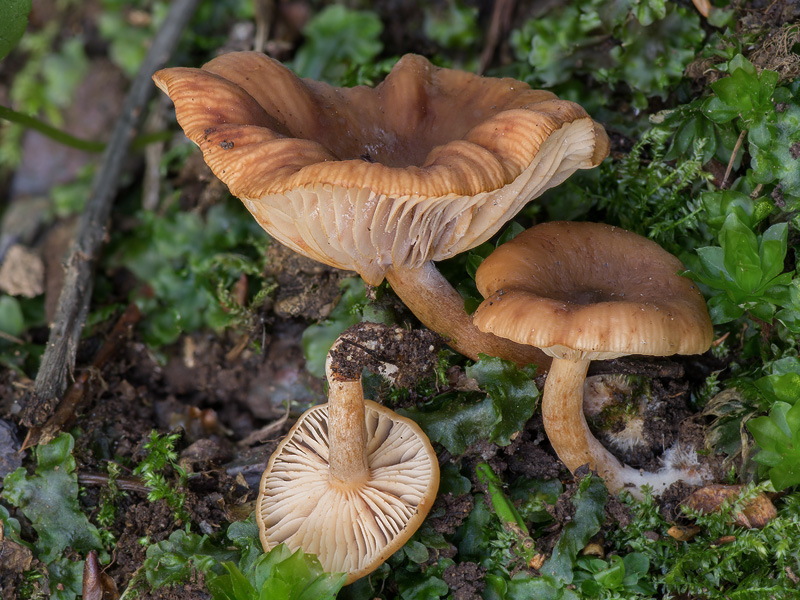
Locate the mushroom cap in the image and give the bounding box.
[153,53,609,284]
[473,221,713,360]
[256,399,439,583]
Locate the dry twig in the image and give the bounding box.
[25,0,201,427]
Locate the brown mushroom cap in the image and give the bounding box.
[256,399,439,583]
[473,221,713,359]
[153,53,609,285]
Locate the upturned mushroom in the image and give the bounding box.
[153,53,609,369]
[256,323,440,583]
[472,221,714,497]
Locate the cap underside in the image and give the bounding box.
[256,399,439,583]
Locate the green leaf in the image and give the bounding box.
[700,190,757,232]
[292,5,383,84]
[467,355,539,446]
[632,0,666,26]
[47,556,84,600]
[622,551,650,577]
[696,246,727,282]
[0,295,25,337]
[397,570,449,600]
[720,213,762,294]
[401,393,499,455]
[1,433,105,564]
[758,223,789,284]
[402,540,430,564]
[402,357,539,454]
[712,67,758,114]
[143,530,237,588]
[423,1,479,49]
[748,401,800,490]
[707,293,745,324]
[750,104,800,196]
[541,475,607,583]
[702,96,740,123]
[755,371,800,405]
[206,544,346,600]
[748,301,776,322]
[217,561,258,600]
[505,574,580,600]
[592,555,625,589]
[0,0,31,61]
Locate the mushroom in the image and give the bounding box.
[472,221,714,497]
[256,323,440,583]
[152,53,609,369]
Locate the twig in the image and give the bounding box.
[0,105,172,153]
[238,401,291,447]
[253,0,275,54]
[478,0,515,75]
[722,128,747,189]
[24,0,200,427]
[0,105,106,152]
[77,471,150,494]
[0,330,25,344]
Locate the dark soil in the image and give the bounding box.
[442,561,487,600]
[429,492,475,537]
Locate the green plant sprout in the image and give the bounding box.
[207,545,347,600]
[476,463,537,567]
[132,430,191,524]
[572,552,654,598]
[688,213,793,326]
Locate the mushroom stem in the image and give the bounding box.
[542,358,628,491]
[542,357,709,499]
[385,262,550,371]
[326,376,369,484]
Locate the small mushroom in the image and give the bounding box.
[256,324,440,583]
[472,222,714,497]
[153,53,609,369]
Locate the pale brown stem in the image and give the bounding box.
[542,357,708,499]
[385,262,551,371]
[691,0,711,17]
[325,360,369,485]
[542,358,628,491]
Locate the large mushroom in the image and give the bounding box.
[472,222,714,497]
[153,53,609,368]
[256,323,440,583]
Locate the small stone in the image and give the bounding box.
[0,244,44,297]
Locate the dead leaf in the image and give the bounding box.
[683,484,777,529]
[0,244,44,297]
[667,525,701,542]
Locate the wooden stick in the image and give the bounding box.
[25,0,200,426]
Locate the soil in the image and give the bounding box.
[442,562,487,600]
[428,492,475,537]
[327,322,442,385]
